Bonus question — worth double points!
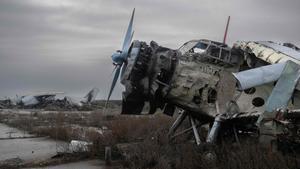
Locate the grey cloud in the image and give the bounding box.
[0,0,299,99]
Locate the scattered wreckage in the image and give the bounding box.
[106,9,300,151]
[0,88,99,110]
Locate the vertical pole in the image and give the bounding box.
[190,117,201,145]
[223,16,230,44]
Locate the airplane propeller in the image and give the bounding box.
[106,8,135,105]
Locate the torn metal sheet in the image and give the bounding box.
[257,60,300,125]
[258,41,300,61]
[233,62,286,90]
[264,61,300,114]
[234,41,300,64]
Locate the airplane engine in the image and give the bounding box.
[120,40,179,115]
[121,40,242,117]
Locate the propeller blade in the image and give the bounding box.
[111,65,117,76]
[122,8,135,54]
[129,31,134,47]
[106,65,121,106]
[120,62,127,79]
[121,30,134,77]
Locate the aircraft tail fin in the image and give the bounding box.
[83,87,99,104]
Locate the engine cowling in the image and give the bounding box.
[121,40,179,115]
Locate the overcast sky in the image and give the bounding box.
[0,0,299,99]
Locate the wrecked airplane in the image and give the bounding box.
[13,92,63,107]
[106,9,300,150]
[0,88,99,110]
[64,87,100,107]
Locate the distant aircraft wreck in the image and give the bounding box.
[64,87,100,107]
[106,9,300,150]
[0,88,99,109]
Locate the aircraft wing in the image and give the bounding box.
[29,92,64,97]
[20,92,63,106]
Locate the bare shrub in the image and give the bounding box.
[29,112,72,141]
[214,143,300,169]
[122,138,299,169]
[108,114,172,143]
[88,111,105,127]
[114,116,299,169]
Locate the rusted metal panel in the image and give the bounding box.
[216,71,237,113]
[234,41,300,64]
[259,41,300,61]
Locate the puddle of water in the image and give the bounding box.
[0,123,67,163]
[0,123,33,138]
[0,137,67,162]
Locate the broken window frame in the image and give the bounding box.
[179,40,233,65]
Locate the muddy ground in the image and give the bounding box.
[0,107,299,169]
[0,108,125,169]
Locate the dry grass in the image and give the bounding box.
[103,115,300,169]
[121,137,300,169]
[87,114,173,159]
[1,110,299,169]
[107,114,172,143]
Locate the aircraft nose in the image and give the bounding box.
[111,51,123,65]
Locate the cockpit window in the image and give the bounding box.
[179,41,209,55]
[195,42,208,50]
[193,42,208,54]
[178,41,198,54]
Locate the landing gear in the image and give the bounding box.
[190,116,201,145]
[206,114,224,143]
[168,110,227,145]
[168,110,204,145]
